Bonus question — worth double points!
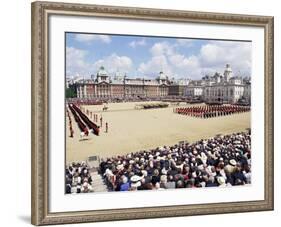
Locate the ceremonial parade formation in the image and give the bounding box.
[66,100,251,194]
[66,99,251,194]
[65,84,251,194]
[69,104,87,133]
[66,109,74,137]
[64,32,253,195]
[68,104,100,136]
[139,103,169,109]
[174,104,250,119]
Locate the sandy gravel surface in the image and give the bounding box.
[66,102,251,163]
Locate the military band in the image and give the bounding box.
[174,105,250,119]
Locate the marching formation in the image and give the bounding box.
[99,131,251,192]
[68,103,111,139]
[68,104,100,136]
[66,109,74,137]
[69,104,88,135]
[174,105,250,118]
[65,100,251,193]
[141,103,169,109]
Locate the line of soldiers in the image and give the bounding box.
[66,109,74,137]
[72,104,100,136]
[79,106,110,133]
[174,105,251,119]
[69,104,87,133]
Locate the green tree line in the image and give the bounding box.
[66,87,77,98]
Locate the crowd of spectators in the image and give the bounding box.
[67,96,192,105]
[65,162,93,194]
[99,131,251,191]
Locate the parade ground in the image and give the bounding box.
[66,102,251,163]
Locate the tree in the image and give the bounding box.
[66,87,77,98]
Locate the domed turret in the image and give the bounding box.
[97,66,107,77]
[96,66,109,83]
[157,71,169,84]
[223,63,233,82]
[159,71,166,80]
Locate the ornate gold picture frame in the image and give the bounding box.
[31,1,274,225]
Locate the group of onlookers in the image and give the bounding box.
[65,162,93,194]
[99,131,251,191]
[67,96,193,105]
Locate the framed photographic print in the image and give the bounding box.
[31,1,274,225]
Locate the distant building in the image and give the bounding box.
[168,78,189,96]
[184,80,203,98]
[184,64,251,104]
[66,75,83,88]
[76,67,170,98]
[72,64,251,104]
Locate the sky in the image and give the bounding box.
[66,32,252,80]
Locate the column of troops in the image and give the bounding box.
[69,104,87,135]
[174,105,251,119]
[72,104,100,135]
[68,103,109,136]
[66,109,74,137]
[69,104,100,136]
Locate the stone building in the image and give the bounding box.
[76,67,170,99]
[184,80,203,98]
[74,64,251,104]
[184,64,251,104]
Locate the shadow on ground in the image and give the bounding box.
[18,215,30,224]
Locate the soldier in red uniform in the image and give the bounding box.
[70,126,74,137]
[105,122,108,133]
[100,116,103,128]
[84,127,89,136]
